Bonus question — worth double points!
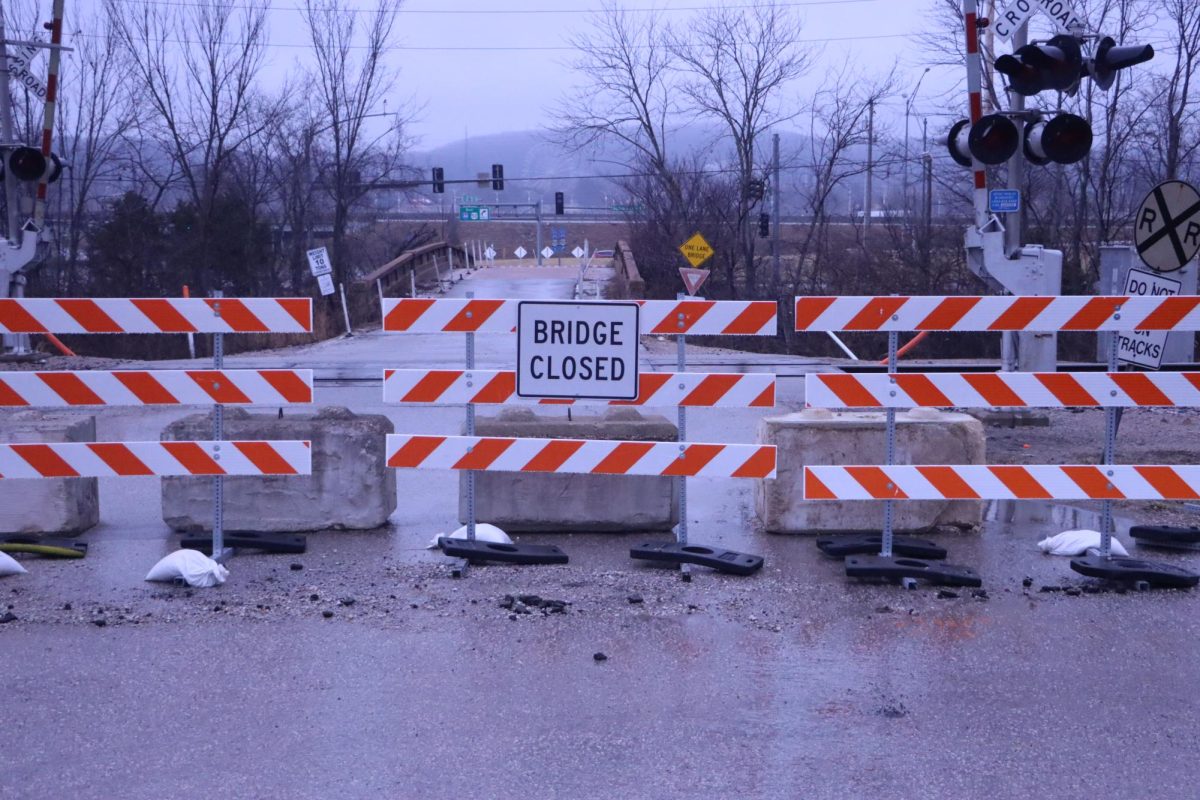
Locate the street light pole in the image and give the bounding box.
[904,67,931,215]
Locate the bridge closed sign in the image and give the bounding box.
[517,301,639,400]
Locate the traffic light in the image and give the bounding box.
[554,191,564,216]
[491,163,504,191]
[946,114,1020,167]
[1088,36,1154,90]
[432,166,444,193]
[758,212,770,238]
[995,34,1083,96]
[3,147,61,183]
[746,178,765,203]
[1023,114,1092,165]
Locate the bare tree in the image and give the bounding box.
[670,2,812,297]
[108,0,275,293]
[1138,0,1200,180]
[553,2,680,202]
[49,6,137,293]
[301,0,410,285]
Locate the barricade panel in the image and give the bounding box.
[0,369,314,407]
[382,298,778,335]
[793,295,1200,332]
[807,371,1200,408]
[0,297,313,334]
[386,434,777,479]
[382,369,775,407]
[0,440,312,478]
[803,465,1200,501]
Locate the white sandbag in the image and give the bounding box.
[145,549,229,588]
[0,550,27,577]
[1037,529,1129,557]
[427,523,512,549]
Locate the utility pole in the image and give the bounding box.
[1002,22,1028,371]
[771,132,780,291]
[0,10,19,247]
[864,99,874,233]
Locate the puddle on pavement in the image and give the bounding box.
[984,499,1139,536]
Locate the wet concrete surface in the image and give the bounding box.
[5,267,1200,797]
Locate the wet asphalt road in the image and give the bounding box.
[3,267,1200,798]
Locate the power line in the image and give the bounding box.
[70,30,912,51]
[125,0,886,15]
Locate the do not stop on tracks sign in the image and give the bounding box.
[1135,180,1200,273]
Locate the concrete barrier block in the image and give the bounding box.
[161,406,396,532]
[461,407,678,532]
[755,408,985,534]
[0,411,99,535]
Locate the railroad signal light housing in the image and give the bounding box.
[1024,114,1093,165]
[995,34,1083,96]
[947,114,1020,167]
[554,191,564,216]
[431,166,445,194]
[1088,36,1154,90]
[491,163,504,191]
[2,147,61,183]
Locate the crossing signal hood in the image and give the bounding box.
[947,114,1019,167]
[1024,114,1092,165]
[995,34,1083,96]
[2,147,62,183]
[1088,36,1154,90]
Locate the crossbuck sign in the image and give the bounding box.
[516,301,639,400]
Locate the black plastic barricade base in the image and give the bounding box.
[180,532,308,555]
[1129,525,1200,551]
[816,534,947,560]
[1069,556,1199,588]
[630,541,764,576]
[438,537,569,566]
[0,535,87,559]
[845,555,982,587]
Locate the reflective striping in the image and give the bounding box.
[383,369,775,407]
[381,298,777,335]
[0,441,311,479]
[0,370,314,407]
[0,298,313,334]
[806,372,1200,409]
[803,465,1200,500]
[793,296,1200,332]
[386,435,777,478]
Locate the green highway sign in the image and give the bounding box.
[459,205,490,221]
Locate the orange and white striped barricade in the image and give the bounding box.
[381,295,779,577]
[795,294,1200,588]
[0,296,314,562]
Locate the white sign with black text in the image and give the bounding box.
[306,246,333,277]
[1117,268,1182,369]
[516,301,640,400]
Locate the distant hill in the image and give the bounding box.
[407,126,901,216]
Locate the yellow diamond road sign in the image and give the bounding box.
[679,232,714,268]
